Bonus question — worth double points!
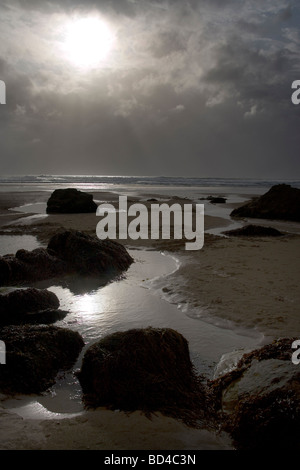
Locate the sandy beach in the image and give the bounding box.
[1,187,299,339]
[0,184,299,450]
[161,234,300,339]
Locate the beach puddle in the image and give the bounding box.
[6,202,48,226]
[9,202,47,214]
[0,234,42,255]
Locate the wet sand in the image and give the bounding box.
[0,187,299,450]
[160,235,300,339]
[0,406,232,450]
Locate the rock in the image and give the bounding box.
[46,188,97,214]
[223,224,283,237]
[0,288,67,325]
[77,327,207,425]
[0,257,12,286]
[0,230,133,286]
[0,248,68,285]
[207,338,300,449]
[47,230,134,276]
[1,287,59,312]
[207,196,227,204]
[230,184,300,222]
[0,325,84,394]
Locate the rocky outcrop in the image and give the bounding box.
[77,327,207,425]
[230,184,300,222]
[207,338,300,449]
[223,224,283,237]
[0,288,67,325]
[0,230,133,286]
[0,325,84,394]
[0,248,67,285]
[48,230,133,276]
[46,188,97,213]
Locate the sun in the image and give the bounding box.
[63,17,115,69]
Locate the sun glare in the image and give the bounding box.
[63,17,114,69]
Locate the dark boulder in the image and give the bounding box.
[0,230,133,286]
[0,257,12,285]
[223,224,283,237]
[0,288,67,325]
[0,248,67,285]
[207,196,227,204]
[46,188,97,214]
[77,327,207,425]
[207,338,300,450]
[231,184,300,222]
[47,230,134,276]
[0,324,84,394]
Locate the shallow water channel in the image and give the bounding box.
[1,246,263,419]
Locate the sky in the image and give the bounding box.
[0,0,299,178]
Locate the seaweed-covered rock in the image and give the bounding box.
[230,184,300,222]
[223,224,283,237]
[46,188,97,214]
[0,230,133,286]
[0,248,67,285]
[0,325,84,394]
[48,230,133,276]
[208,338,300,450]
[77,327,207,424]
[0,288,67,325]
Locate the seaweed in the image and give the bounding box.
[77,327,211,427]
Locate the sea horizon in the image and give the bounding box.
[1,174,300,189]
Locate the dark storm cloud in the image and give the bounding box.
[0,0,299,177]
[203,39,296,89]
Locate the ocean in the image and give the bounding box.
[1,174,300,186]
[1,174,300,192]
